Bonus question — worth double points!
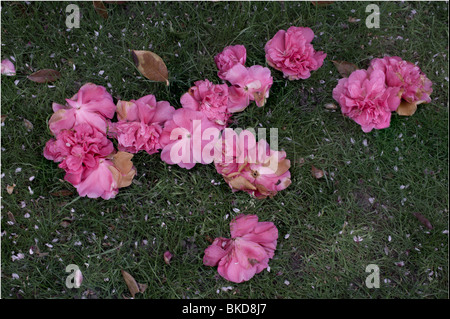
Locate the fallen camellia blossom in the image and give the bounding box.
[74,152,136,200]
[332,69,401,133]
[214,128,291,199]
[265,26,326,80]
[203,214,278,283]
[223,64,273,111]
[49,83,117,135]
[180,79,232,127]
[44,123,115,185]
[159,108,221,169]
[368,56,433,116]
[109,94,175,155]
[1,59,16,76]
[214,44,247,80]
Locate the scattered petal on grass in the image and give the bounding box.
[164,251,173,265]
[7,184,16,195]
[311,165,324,179]
[324,103,338,110]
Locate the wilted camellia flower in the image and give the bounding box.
[74,151,136,200]
[224,64,273,111]
[214,44,247,80]
[265,26,326,80]
[332,69,401,133]
[214,128,291,199]
[49,83,116,135]
[109,94,175,155]
[1,59,16,76]
[368,56,433,116]
[43,123,115,185]
[159,108,221,169]
[180,79,232,127]
[203,214,278,283]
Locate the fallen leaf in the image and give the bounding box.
[395,100,420,116]
[93,1,108,19]
[23,119,33,130]
[311,165,325,179]
[51,189,74,197]
[121,270,147,298]
[27,69,61,83]
[412,212,433,230]
[7,184,16,194]
[131,50,169,85]
[332,60,359,78]
[311,1,334,6]
[7,211,16,224]
[1,115,7,123]
[324,103,338,110]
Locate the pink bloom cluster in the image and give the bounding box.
[332,56,433,132]
[214,129,291,199]
[158,45,274,171]
[265,26,326,80]
[44,83,137,199]
[108,95,175,155]
[203,214,278,283]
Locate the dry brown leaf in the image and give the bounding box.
[412,212,433,230]
[132,50,169,85]
[1,115,7,123]
[121,270,147,298]
[7,184,16,195]
[396,100,419,116]
[7,211,16,224]
[23,119,33,130]
[324,103,338,110]
[27,69,61,83]
[50,189,74,197]
[311,165,325,179]
[93,1,108,19]
[332,60,359,78]
[311,1,334,6]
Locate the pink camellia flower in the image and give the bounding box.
[368,56,432,115]
[203,214,278,283]
[214,128,291,199]
[49,83,116,135]
[159,108,221,169]
[180,79,232,127]
[224,64,273,111]
[109,95,175,155]
[265,26,326,80]
[214,45,247,80]
[332,69,402,133]
[74,151,136,200]
[43,123,115,185]
[1,59,16,76]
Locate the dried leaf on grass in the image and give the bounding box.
[412,212,433,230]
[332,60,359,78]
[311,165,325,179]
[131,50,169,85]
[121,270,147,298]
[27,69,61,83]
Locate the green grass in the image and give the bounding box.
[1,1,448,299]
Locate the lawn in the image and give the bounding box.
[1,1,448,300]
